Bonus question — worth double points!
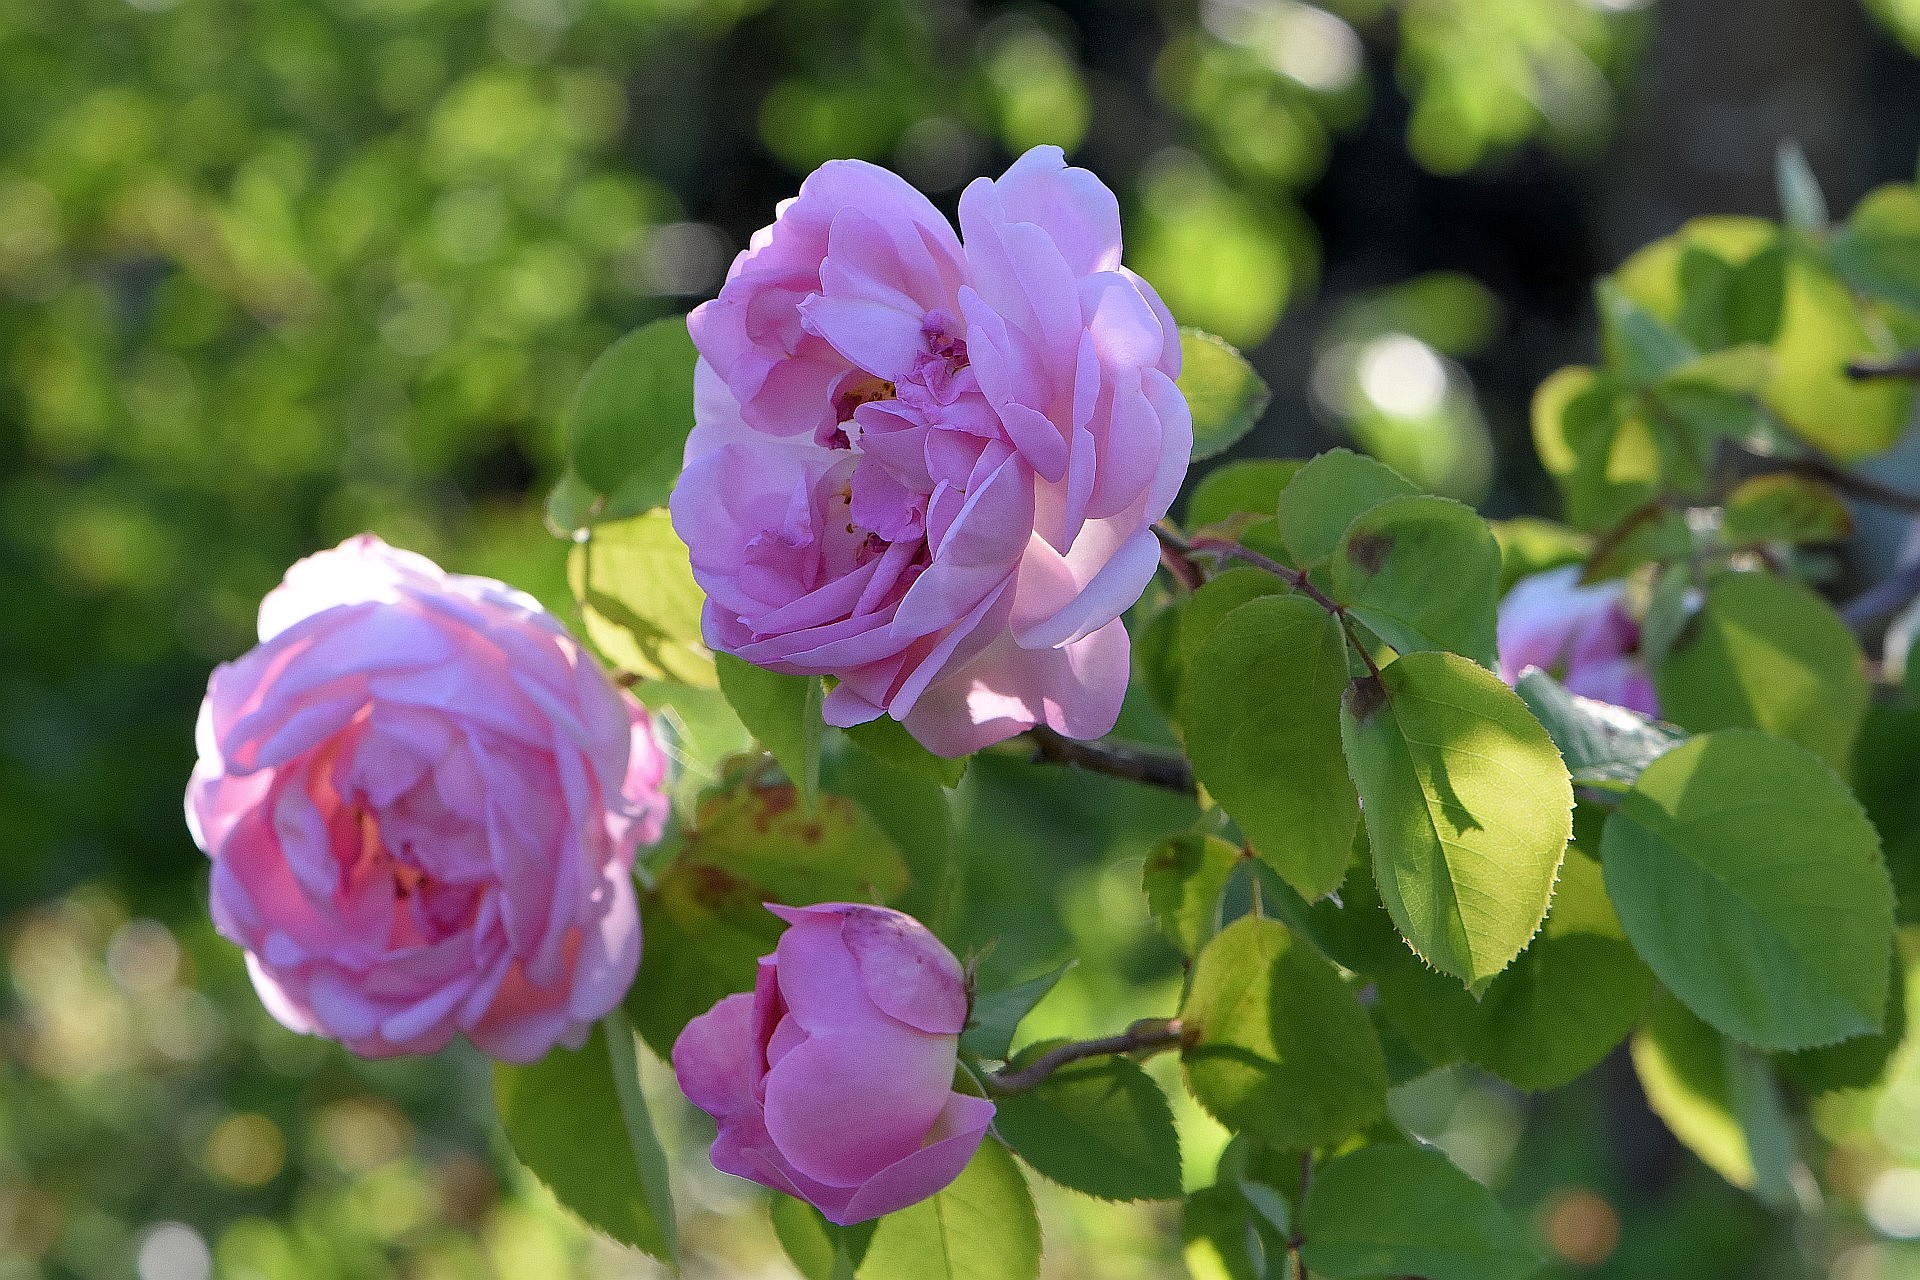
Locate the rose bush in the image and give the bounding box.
[671,144,1191,757]
[186,534,668,1063]
[671,903,993,1225]
[1497,564,1657,715]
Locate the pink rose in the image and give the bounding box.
[672,145,1191,757]
[185,535,668,1064]
[1497,565,1658,716]
[671,903,995,1225]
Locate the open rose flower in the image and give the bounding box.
[672,145,1191,757]
[1498,564,1658,715]
[671,903,994,1225]
[186,535,668,1063]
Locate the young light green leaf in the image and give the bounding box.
[492,1023,675,1260]
[1514,668,1686,789]
[566,315,699,509]
[991,1051,1183,1202]
[1655,569,1868,772]
[1144,832,1244,957]
[961,961,1074,1061]
[633,679,751,820]
[715,653,824,804]
[1830,182,1920,312]
[1630,993,1796,1203]
[1180,916,1387,1150]
[842,716,969,787]
[1340,652,1573,989]
[1776,140,1830,233]
[1300,1144,1540,1280]
[1763,251,1915,460]
[570,510,715,688]
[683,782,910,907]
[1183,595,1359,901]
[1330,494,1501,669]
[1179,328,1271,461]
[855,1139,1039,1280]
[1602,729,1894,1050]
[1276,447,1418,569]
[1530,366,1662,533]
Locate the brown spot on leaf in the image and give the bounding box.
[1344,675,1388,723]
[1347,530,1393,574]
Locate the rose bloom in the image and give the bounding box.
[186,535,668,1063]
[672,145,1191,757]
[1497,564,1658,716]
[672,903,994,1225]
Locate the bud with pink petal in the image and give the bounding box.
[671,903,994,1225]
[1497,564,1658,715]
[186,535,668,1063]
[672,145,1191,757]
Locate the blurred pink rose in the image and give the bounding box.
[673,145,1191,757]
[186,535,668,1064]
[672,903,994,1225]
[1497,565,1658,715]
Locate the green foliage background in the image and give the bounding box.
[5,0,1920,1277]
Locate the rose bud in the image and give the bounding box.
[672,145,1191,757]
[185,534,668,1063]
[1497,564,1658,716]
[671,903,994,1225]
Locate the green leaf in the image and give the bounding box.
[1182,1184,1261,1280]
[1853,701,1920,924]
[1781,958,1908,1095]
[1340,651,1573,988]
[1602,729,1895,1050]
[628,860,783,1058]
[570,510,715,687]
[1187,458,1304,530]
[684,781,910,907]
[1183,595,1359,901]
[1599,279,1698,388]
[1630,992,1796,1202]
[492,1022,675,1260]
[1180,916,1387,1149]
[843,716,969,787]
[716,654,824,804]
[1276,448,1418,569]
[1654,569,1867,772]
[1144,832,1244,957]
[1830,183,1920,312]
[1720,473,1853,547]
[633,680,751,820]
[1300,1144,1540,1280]
[1530,367,1662,532]
[1175,568,1285,670]
[1461,848,1656,1091]
[601,1013,680,1259]
[855,1140,1039,1280]
[1776,140,1830,233]
[1179,328,1272,461]
[961,961,1074,1061]
[1491,517,1589,592]
[546,468,603,536]
[1763,251,1915,460]
[771,1196,875,1280]
[992,1051,1182,1202]
[1514,669,1686,789]
[1330,494,1501,669]
[566,315,699,507]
